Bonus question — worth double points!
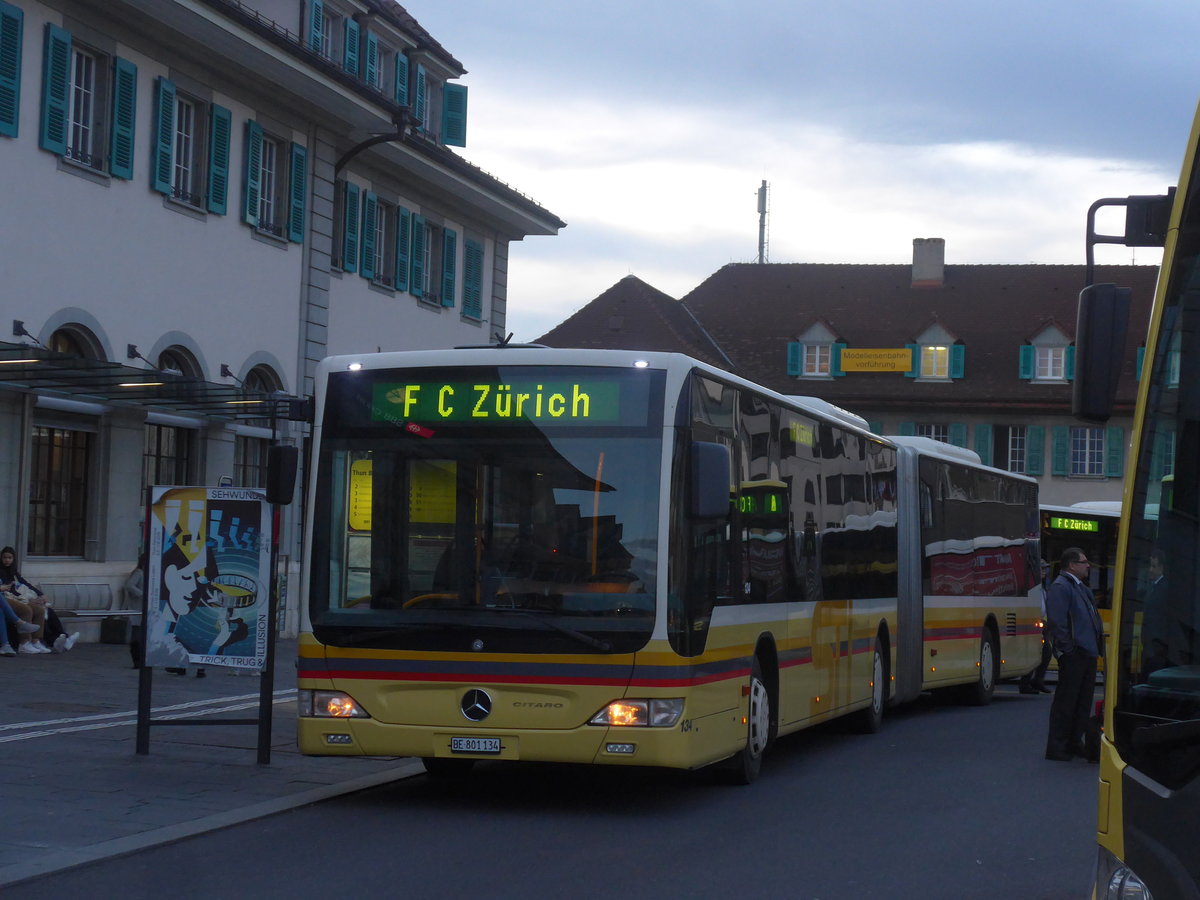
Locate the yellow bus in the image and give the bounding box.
[1077,102,1200,897]
[295,349,1040,781]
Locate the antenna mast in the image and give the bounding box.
[756,180,770,264]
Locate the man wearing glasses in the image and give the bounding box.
[1044,547,1104,762]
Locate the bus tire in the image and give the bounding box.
[849,637,886,734]
[724,656,770,784]
[963,628,998,706]
[421,756,476,778]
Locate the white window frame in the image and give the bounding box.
[257,133,284,237]
[171,93,208,206]
[1006,425,1027,474]
[1035,346,1066,381]
[915,423,949,443]
[318,11,335,60]
[802,344,831,377]
[1070,426,1104,476]
[421,220,434,296]
[67,45,101,168]
[920,345,949,379]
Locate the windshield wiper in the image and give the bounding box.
[499,609,612,652]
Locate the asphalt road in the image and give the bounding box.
[8,683,1098,900]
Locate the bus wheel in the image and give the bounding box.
[725,657,770,784]
[422,757,476,778]
[850,638,886,734]
[964,629,998,706]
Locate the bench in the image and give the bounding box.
[38,583,135,618]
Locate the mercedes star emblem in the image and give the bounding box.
[461,688,492,722]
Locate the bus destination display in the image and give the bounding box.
[1048,515,1100,533]
[371,379,623,426]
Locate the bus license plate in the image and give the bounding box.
[451,736,501,754]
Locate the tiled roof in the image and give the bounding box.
[539,261,1159,417]
[537,275,731,369]
[682,262,1158,413]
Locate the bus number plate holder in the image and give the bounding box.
[451,736,501,754]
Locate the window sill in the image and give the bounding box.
[162,195,207,221]
[56,155,110,186]
[367,280,395,297]
[250,227,289,249]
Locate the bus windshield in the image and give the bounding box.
[309,365,665,655]
[1114,242,1200,790]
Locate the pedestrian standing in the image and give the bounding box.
[1044,547,1104,761]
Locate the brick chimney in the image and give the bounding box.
[912,238,945,288]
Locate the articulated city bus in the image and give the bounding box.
[1080,102,1200,898]
[295,348,1040,781]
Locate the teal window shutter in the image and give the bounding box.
[414,64,427,127]
[39,23,71,154]
[974,424,993,466]
[786,342,801,376]
[363,31,379,86]
[150,76,176,194]
[410,214,426,296]
[343,18,359,75]
[899,422,915,437]
[394,206,410,291]
[1105,427,1125,478]
[1018,345,1034,380]
[359,190,377,280]
[0,2,24,139]
[108,57,136,179]
[1066,345,1076,381]
[288,142,307,243]
[207,104,231,214]
[463,238,484,318]
[1026,426,1045,476]
[950,344,965,379]
[831,342,846,376]
[341,182,359,273]
[948,423,967,448]
[307,0,324,53]
[394,52,408,106]
[241,119,263,227]
[442,83,467,147]
[1051,426,1070,476]
[441,228,457,306]
[905,343,918,378]
[1136,346,1145,380]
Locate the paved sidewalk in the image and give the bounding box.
[0,639,420,887]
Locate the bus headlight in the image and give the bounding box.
[1096,846,1153,900]
[298,689,370,719]
[589,699,683,727]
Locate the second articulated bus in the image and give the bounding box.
[296,348,1041,781]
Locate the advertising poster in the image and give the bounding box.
[145,486,272,670]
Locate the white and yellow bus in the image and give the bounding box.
[296,349,1041,781]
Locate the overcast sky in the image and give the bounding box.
[412,1,1199,342]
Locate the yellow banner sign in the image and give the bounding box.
[839,349,914,372]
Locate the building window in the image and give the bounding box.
[803,344,831,376]
[1036,346,1066,381]
[915,423,949,443]
[1070,426,1104,476]
[234,435,268,488]
[28,426,91,557]
[67,45,100,167]
[258,134,281,235]
[920,345,949,378]
[317,11,335,59]
[243,122,305,241]
[171,94,205,205]
[151,78,230,213]
[360,194,396,287]
[420,219,434,296]
[143,424,194,487]
[1005,425,1027,474]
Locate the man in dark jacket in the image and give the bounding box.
[1044,547,1104,761]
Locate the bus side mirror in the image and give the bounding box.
[1073,283,1131,423]
[689,441,731,518]
[266,444,299,505]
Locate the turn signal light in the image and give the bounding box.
[589,698,684,727]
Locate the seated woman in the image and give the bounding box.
[0,545,76,654]
[1,591,41,656]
